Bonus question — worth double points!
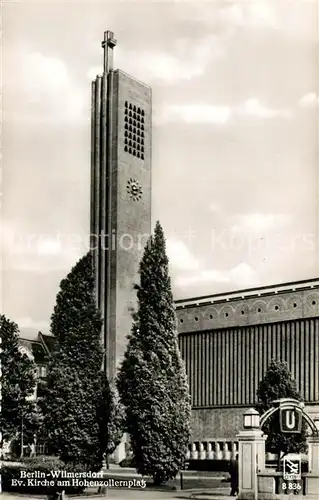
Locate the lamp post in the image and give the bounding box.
[243,408,260,430]
[20,412,24,459]
[237,408,266,499]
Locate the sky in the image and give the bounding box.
[2,0,319,333]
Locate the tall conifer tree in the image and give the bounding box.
[42,252,120,470]
[118,221,191,484]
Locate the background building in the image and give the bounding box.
[18,330,52,401]
[12,331,51,457]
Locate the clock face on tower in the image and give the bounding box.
[126,178,143,201]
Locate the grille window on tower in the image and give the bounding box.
[124,101,145,160]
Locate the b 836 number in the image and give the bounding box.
[282,482,301,490]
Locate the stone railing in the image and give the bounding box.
[186,441,282,462]
[186,440,238,460]
[116,438,285,464]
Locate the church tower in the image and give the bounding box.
[90,31,152,379]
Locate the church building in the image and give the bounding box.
[89,32,319,462]
[176,279,319,461]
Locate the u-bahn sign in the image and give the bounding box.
[260,398,319,436]
[280,406,302,434]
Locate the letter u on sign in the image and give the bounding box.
[280,408,302,433]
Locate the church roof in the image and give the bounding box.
[175,277,319,309]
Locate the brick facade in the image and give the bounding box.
[177,279,319,440]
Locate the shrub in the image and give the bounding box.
[21,456,64,469]
[1,464,22,491]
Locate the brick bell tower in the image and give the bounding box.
[90,31,152,379]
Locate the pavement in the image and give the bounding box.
[1,466,231,500]
[0,492,230,500]
[101,468,229,490]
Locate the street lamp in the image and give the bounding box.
[243,408,260,430]
[20,412,24,458]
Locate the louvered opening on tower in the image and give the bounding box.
[124,101,146,161]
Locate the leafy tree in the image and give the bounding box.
[41,252,119,471]
[117,221,191,485]
[0,315,37,446]
[257,358,308,459]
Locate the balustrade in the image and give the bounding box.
[187,440,239,460]
[120,439,240,462]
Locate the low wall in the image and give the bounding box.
[258,471,319,498]
[191,405,319,441]
[191,407,249,440]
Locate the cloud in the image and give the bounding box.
[166,240,199,271]
[2,226,86,273]
[208,202,222,213]
[88,34,225,85]
[182,1,317,43]
[37,238,63,256]
[190,0,316,39]
[235,213,291,232]
[158,98,291,125]
[24,52,69,95]
[299,93,319,106]
[229,262,257,286]
[175,269,229,287]
[239,99,291,119]
[159,104,232,125]
[186,2,277,32]
[228,213,292,246]
[175,262,257,288]
[16,317,49,331]
[9,51,86,123]
[220,2,277,30]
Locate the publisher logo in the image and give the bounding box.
[283,456,301,481]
